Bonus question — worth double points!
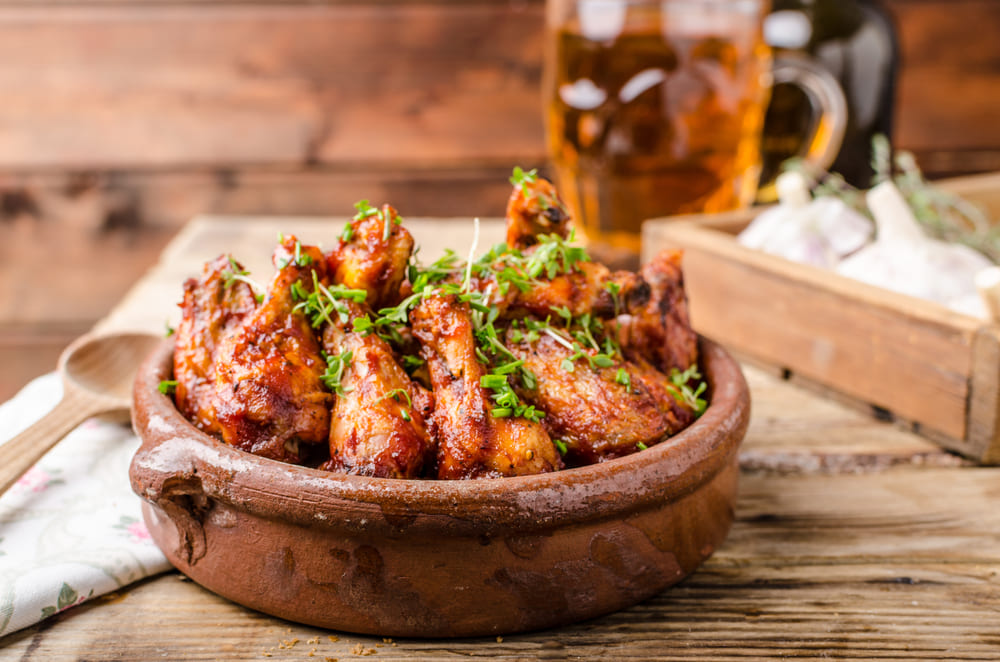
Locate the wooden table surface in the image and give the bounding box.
[2,216,998,661]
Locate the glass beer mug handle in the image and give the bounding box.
[771,55,848,173]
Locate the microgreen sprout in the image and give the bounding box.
[374,387,413,421]
[277,239,313,269]
[615,367,631,389]
[221,256,264,300]
[321,350,354,397]
[353,200,379,222]
[509,166,538,188]
[340,221,354,243]
[292,271,367,327]
[667,365,708,415]
[605,281,622,315]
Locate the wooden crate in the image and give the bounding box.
[642,172,1000,464]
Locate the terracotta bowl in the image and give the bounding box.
[129,336,750,637]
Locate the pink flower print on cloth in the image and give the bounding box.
[0,373,171,637]
[14,467,64,494]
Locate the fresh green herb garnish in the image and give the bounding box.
[353,200,379,222]
[221,256,264,299]
[373,388,413,421]
[636,442,648,451]
[277,239,313,269]
[667,365,708,415]
[291,271,367,327]
[509,166,538,188]
[340,221,355,243]
[615,367,631,389]
[553,438,568,455]
[321,350,354,396]
[605,281,622,315]
[164,321,175,338]
[158,379,178,395]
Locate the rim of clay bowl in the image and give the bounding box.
[130,335,749,537]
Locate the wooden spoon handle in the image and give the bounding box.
[0,392,104,496]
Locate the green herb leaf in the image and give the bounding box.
[509,166,538,188]
[321,350,354,397]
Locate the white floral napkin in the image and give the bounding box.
[0,373,171,637]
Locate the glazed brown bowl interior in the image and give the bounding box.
[130,335,750,637]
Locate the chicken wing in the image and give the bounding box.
[320,300,435,478]
[211,236,332,463]
[615,249,699,374]
[506,327,696,465]
[505,170,571,250]
[173,254,259,435]
[328,203,414,310]
[411,294,562,479]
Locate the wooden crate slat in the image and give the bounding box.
[642,173,1000,462]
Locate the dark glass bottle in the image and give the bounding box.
[761,0,899,188]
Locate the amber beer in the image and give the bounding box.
[544,0,772,266]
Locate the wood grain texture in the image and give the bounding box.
[0,3,545,169]
[884,0,1000,153]
[0,0,995,171]
[2,468,998,660]
[646,218,981,442]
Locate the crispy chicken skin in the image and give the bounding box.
[411,294,562,479]
[498,262,648,320]
[211,236,332,463]
[173,255,258,435]
[616,249,699,374]
[506,174,571,249]
[508,331,696,465]
[320,301,435,478]
[329,204,414,310]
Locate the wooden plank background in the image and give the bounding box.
[2,0,999,400]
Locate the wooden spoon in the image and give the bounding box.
[0,331,162,496]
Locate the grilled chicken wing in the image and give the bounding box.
[497,261,648,320]
[173,255,259,435]
[411,294,562,479]
[329,204,414,310]
[507,330,697,464]
[615,249,699,374]
[211,236,332,463]
[320,301,435,478]
[506,172,571,250]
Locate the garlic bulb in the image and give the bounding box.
[836,182,992,307]
[738,172,873,269]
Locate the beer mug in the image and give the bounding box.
[544,0,846,267]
